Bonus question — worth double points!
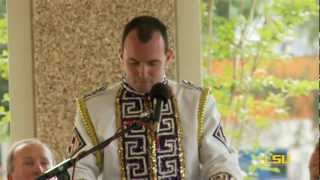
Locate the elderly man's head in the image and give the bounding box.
[6,139,55,180]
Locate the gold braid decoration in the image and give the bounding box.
[144,98,157,180]
[115,86,126,180]
[197,88,210,150]
[172,95,186,180]
[76,98,103,171]
[148,129,157,180]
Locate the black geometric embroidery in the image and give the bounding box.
[119,87,182,179]
[213,123,227,147]
[68,127,86,157]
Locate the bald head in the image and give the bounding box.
[6,139,55,180]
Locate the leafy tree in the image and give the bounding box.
[0,3,9,142]
[202,0,318,178]
[0,0,6,19]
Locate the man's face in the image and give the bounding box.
[121,29,174,93]
[8,143,52,180]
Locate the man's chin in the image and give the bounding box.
[134,85,152,94]
[129,81,155,93]
[136,87,151,94]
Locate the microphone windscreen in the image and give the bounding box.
[150,83,171,101]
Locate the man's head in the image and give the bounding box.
[120,16,174,93]
[6,139,55,180]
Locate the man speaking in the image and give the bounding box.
[67,16,242,180]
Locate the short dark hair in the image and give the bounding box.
[121,16,169,52]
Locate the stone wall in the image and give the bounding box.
[32,0,177,160]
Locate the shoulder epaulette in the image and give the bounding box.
[83,83,108,100]
[181,80,203,91]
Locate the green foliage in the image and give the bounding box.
[0,96,9,141]
[0,0,6,19]
[0,14,9,142]
[202,0,318,178]
[0,18,7,43]
[0,49,8,79]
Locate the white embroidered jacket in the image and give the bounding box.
[68,80,242,180]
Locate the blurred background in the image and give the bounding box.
[201,0,319,179]
[0,0,9,178]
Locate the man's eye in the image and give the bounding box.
[129,61,139,66]
[41,161,49,167]
[23,161,34,166]
[148,61,159,66]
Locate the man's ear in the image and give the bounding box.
[165,49,175,64]
[119,48,126,73]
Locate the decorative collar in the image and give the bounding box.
[121,76,168,96]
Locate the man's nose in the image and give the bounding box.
[33,163,46,175]
[138,64,148,77]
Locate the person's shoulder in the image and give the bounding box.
[82,84,108,100]
[80,82,121,102]
[169,80,205,91]
[180,80,204,91]
[169,79,210,97]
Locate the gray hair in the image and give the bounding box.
[6,138,55,175]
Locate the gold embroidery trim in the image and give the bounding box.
[197,88,210,149]
[148,128,157,179]
[145,98,157,180]
[76,98,103,171]
[115,87,126,180]
[172,95,186,179]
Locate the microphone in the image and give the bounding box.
[149,83,171,123]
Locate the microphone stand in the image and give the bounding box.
[36,122,142,180]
